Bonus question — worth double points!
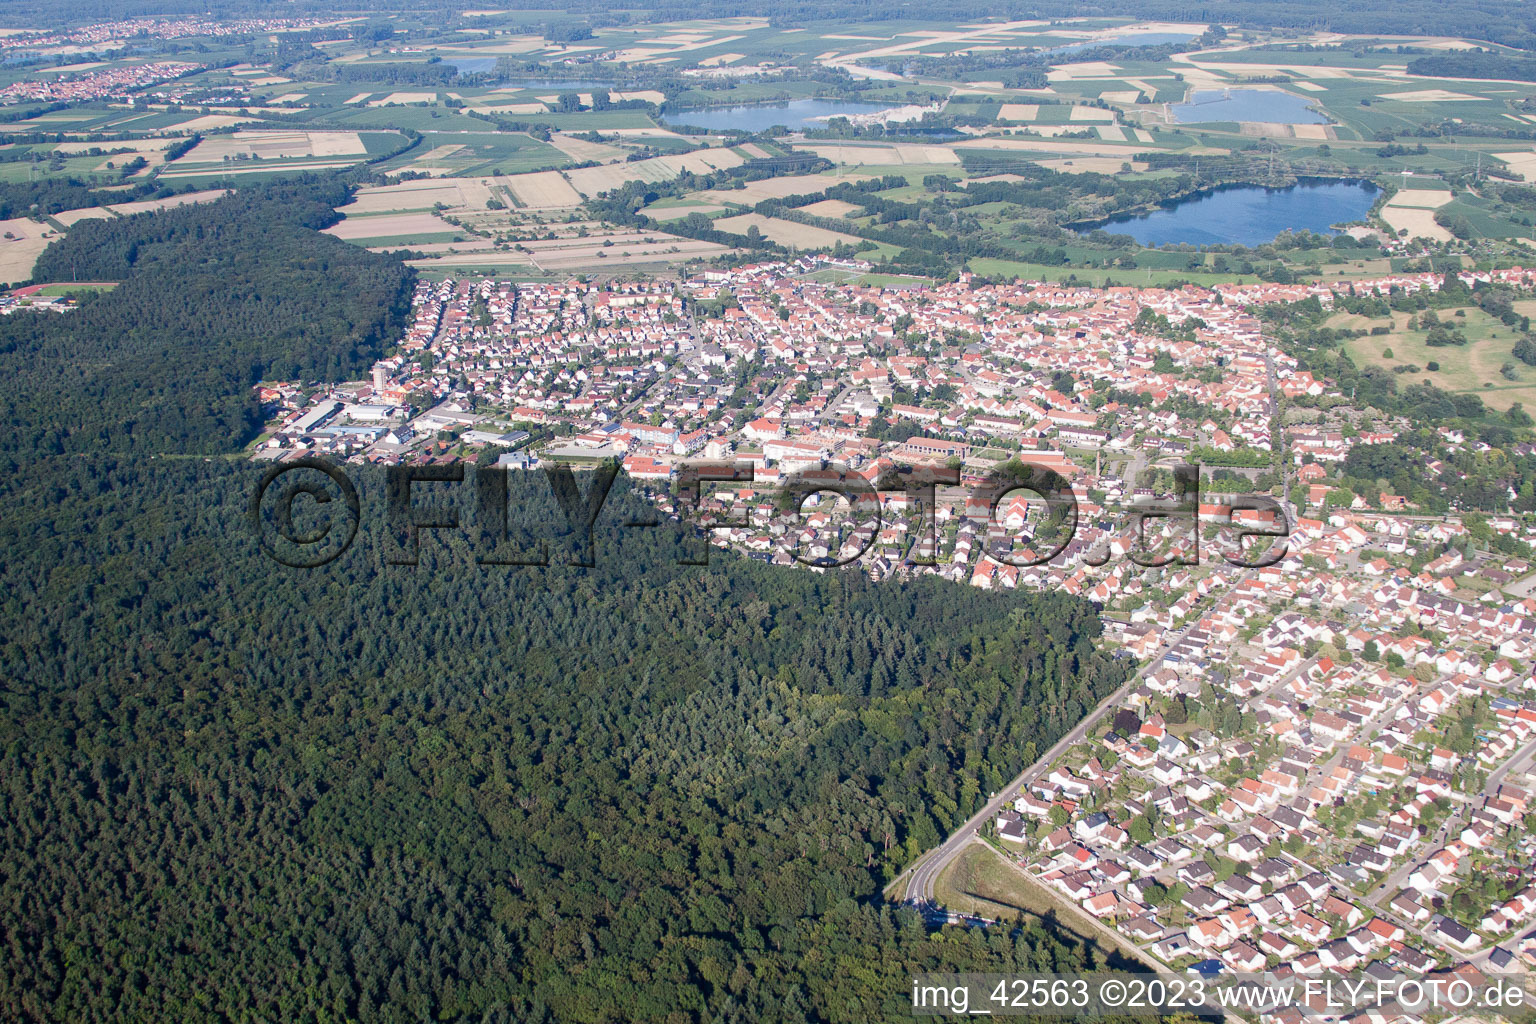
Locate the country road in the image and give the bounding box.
[889,620,1197,904]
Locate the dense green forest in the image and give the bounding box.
[0,462,1130,1021]
[0,164,1135,1019]
[1406,52,1536,82]
[0,178,414,456]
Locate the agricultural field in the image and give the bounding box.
[713,213,865,250]
[1379,185,1455,242]
[7,12,1536,281]
[0,218,60,285]
[403,230,736,276]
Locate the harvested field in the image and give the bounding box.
[54,138,174,156]
[545,133,626,163]
[1380,205,1452,242]
[477,102,548,115]
[1386,189,1453,209]
[797,143,960,165]
[175,130,367,164]
[52,207,115,227]
[104,189,229,218]
[697,172,865,204]
[799,199,860,218]
[505,171,583,209]
[1068,106,1117,122]
[563,148,745,197]
[0,218,57,285]
[311,133,368,157]
[997,104,1038,121]
[1377,89,1487,102]
[344,178,498,215]
[661,148,747,174]
[714,213,863,250]
[325,212,460,241]
[158,161,359,179]
[1047,62,1122,80]
[172,114,256,131]
[369,92,438,105]
[1494,150,1536,181]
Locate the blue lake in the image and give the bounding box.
[1080,180,1378,247]
[1043,31,1196,56]
[1171,88,1327,124]
[662,98,891,132]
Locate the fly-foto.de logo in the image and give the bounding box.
[248,458,1292,570]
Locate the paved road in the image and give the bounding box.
[891,621,1197,904]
